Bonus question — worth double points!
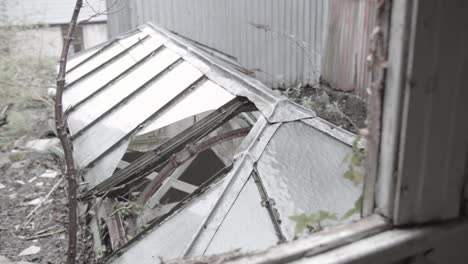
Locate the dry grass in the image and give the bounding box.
[0,25,56,148]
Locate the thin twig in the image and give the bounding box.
[30,89,54,108]
[24,177,64,224]
[34,225,58,236]
[24,229,66,240]
[78,0,126,24]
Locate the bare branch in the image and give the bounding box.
[55,1,83,263]
[78,0,127,24]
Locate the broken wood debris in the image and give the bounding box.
[23,229,66,240]
[24,177,64,226]
[102,199,128,250]
[0,103,12,128]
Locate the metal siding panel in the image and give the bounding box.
[321,0,376,97]
[104,0,329,89]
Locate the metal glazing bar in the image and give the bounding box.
[83,75,208,169]
[66,39,118,74]
[66,28,142,74]
[81,97,255,200]
[71,58,184,140]
[64,34,150,89]
[66,45,167,116]
[252,166,287,242]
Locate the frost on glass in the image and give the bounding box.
[204,177,278,255]
[256,121,363,240]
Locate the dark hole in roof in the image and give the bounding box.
[122,150,146,163]
[178,148,226,186]
[159,188,189,205]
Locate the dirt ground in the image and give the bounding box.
[283,83,367,134]
[0,103,95,264]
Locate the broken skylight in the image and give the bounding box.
[63,23,365,264]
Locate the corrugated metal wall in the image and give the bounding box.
[322,0,377,97]
[106,0,375,96]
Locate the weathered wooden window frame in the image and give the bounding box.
[205,0,468,263]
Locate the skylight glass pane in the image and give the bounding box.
[73,61,203,167]
[138,80,235,135]
[204,177,278,254]
[63,36,166,110]
[112,179,227,264]
[82,140,130,187]
[66,46,100,70]
[65,30,148,83]
[256,121,363,240]
[67,48,180,134]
